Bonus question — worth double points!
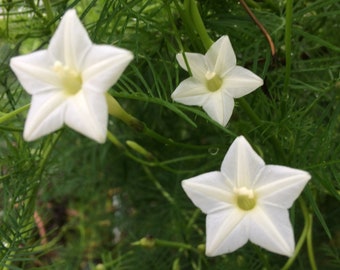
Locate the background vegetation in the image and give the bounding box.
[0,0,339,269]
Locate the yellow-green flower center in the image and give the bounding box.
[234,187,257,211]
[54,61,82,95]
[205,71,222,92]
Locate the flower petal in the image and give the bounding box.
[254,165,311,208]
[205,36,236,76]
[171,78,210,106]
[82,45,133,93]
[10,50,61,95]
[48,9,92,70]
[181,171,234,214]
[202,92,234,126]
[206,209,248,256]
[221,136,265,188]
[64,90,108,143]
[24,92,67,141]
[176,53,207,80]
[249,206,295,257]
[224,66,263,98]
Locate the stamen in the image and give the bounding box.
[53,61,82,95]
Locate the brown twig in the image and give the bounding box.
[240,0,276,57]
[34,210,48,245]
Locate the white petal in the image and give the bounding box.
[10,50,60,95]
[64,90,108,143]
[176,53,207,79]
[249,206,295,257]
[82,45,133,93]
[221,136,265,188]
[24,91,67,141]
[202,92,234,126]
[171,78,210,106]
[254,165,311,208]
[205,36,236,76]
[206,209,248,256]
[181,171,234,214]
[224,66,263,98]
[48,9,92,70]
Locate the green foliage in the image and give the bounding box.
[0,0,339,269]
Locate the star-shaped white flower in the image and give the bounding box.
[172,36,263,126]
[182,136,311,257]
[10,9,133,143]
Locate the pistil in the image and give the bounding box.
[205,71,222,92]
[234,187,257,211]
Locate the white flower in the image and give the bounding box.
[181,136,311,257]
[172,36,263,126]
[10,9,133,143]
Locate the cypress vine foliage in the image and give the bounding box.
[0,0,339,269]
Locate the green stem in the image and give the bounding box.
[143,166,176,206]
[5,9,9,38]
[36,133,61,176]
[0,104,30,124]
[106,130,124,149]
[175,0,212,51]
[307,214,317,270]
[25,0,45,20]
[174,0,202,52]
[165,1,185,53]
[155,238,194,251]
[107,94,210,149]
[42,0,54,23]
[283,0,293,95]
[106,94,144,132]
[132,236,195,252]
[282,198,309,270]
[126,140,154,160]
[188,0,213,50]
[238,98,262,125]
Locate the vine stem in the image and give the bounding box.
[106,130,124,149]
[143,166,176,206]
[188,0,213,50]
[238,98,262,125]
[132,236,196,252]
[0,104,30,124]
[155,238,195,251]
[282,198,311,270]
[42,0,54,23]
[307,214,317,270]
[175,0,213,51]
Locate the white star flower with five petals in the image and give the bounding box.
[172,36,263,126]
[182,136,311,257]
[10,9,133,143]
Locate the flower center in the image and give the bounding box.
[234,187,257,211]
[53,61,82,95]
[205,71,222,92]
